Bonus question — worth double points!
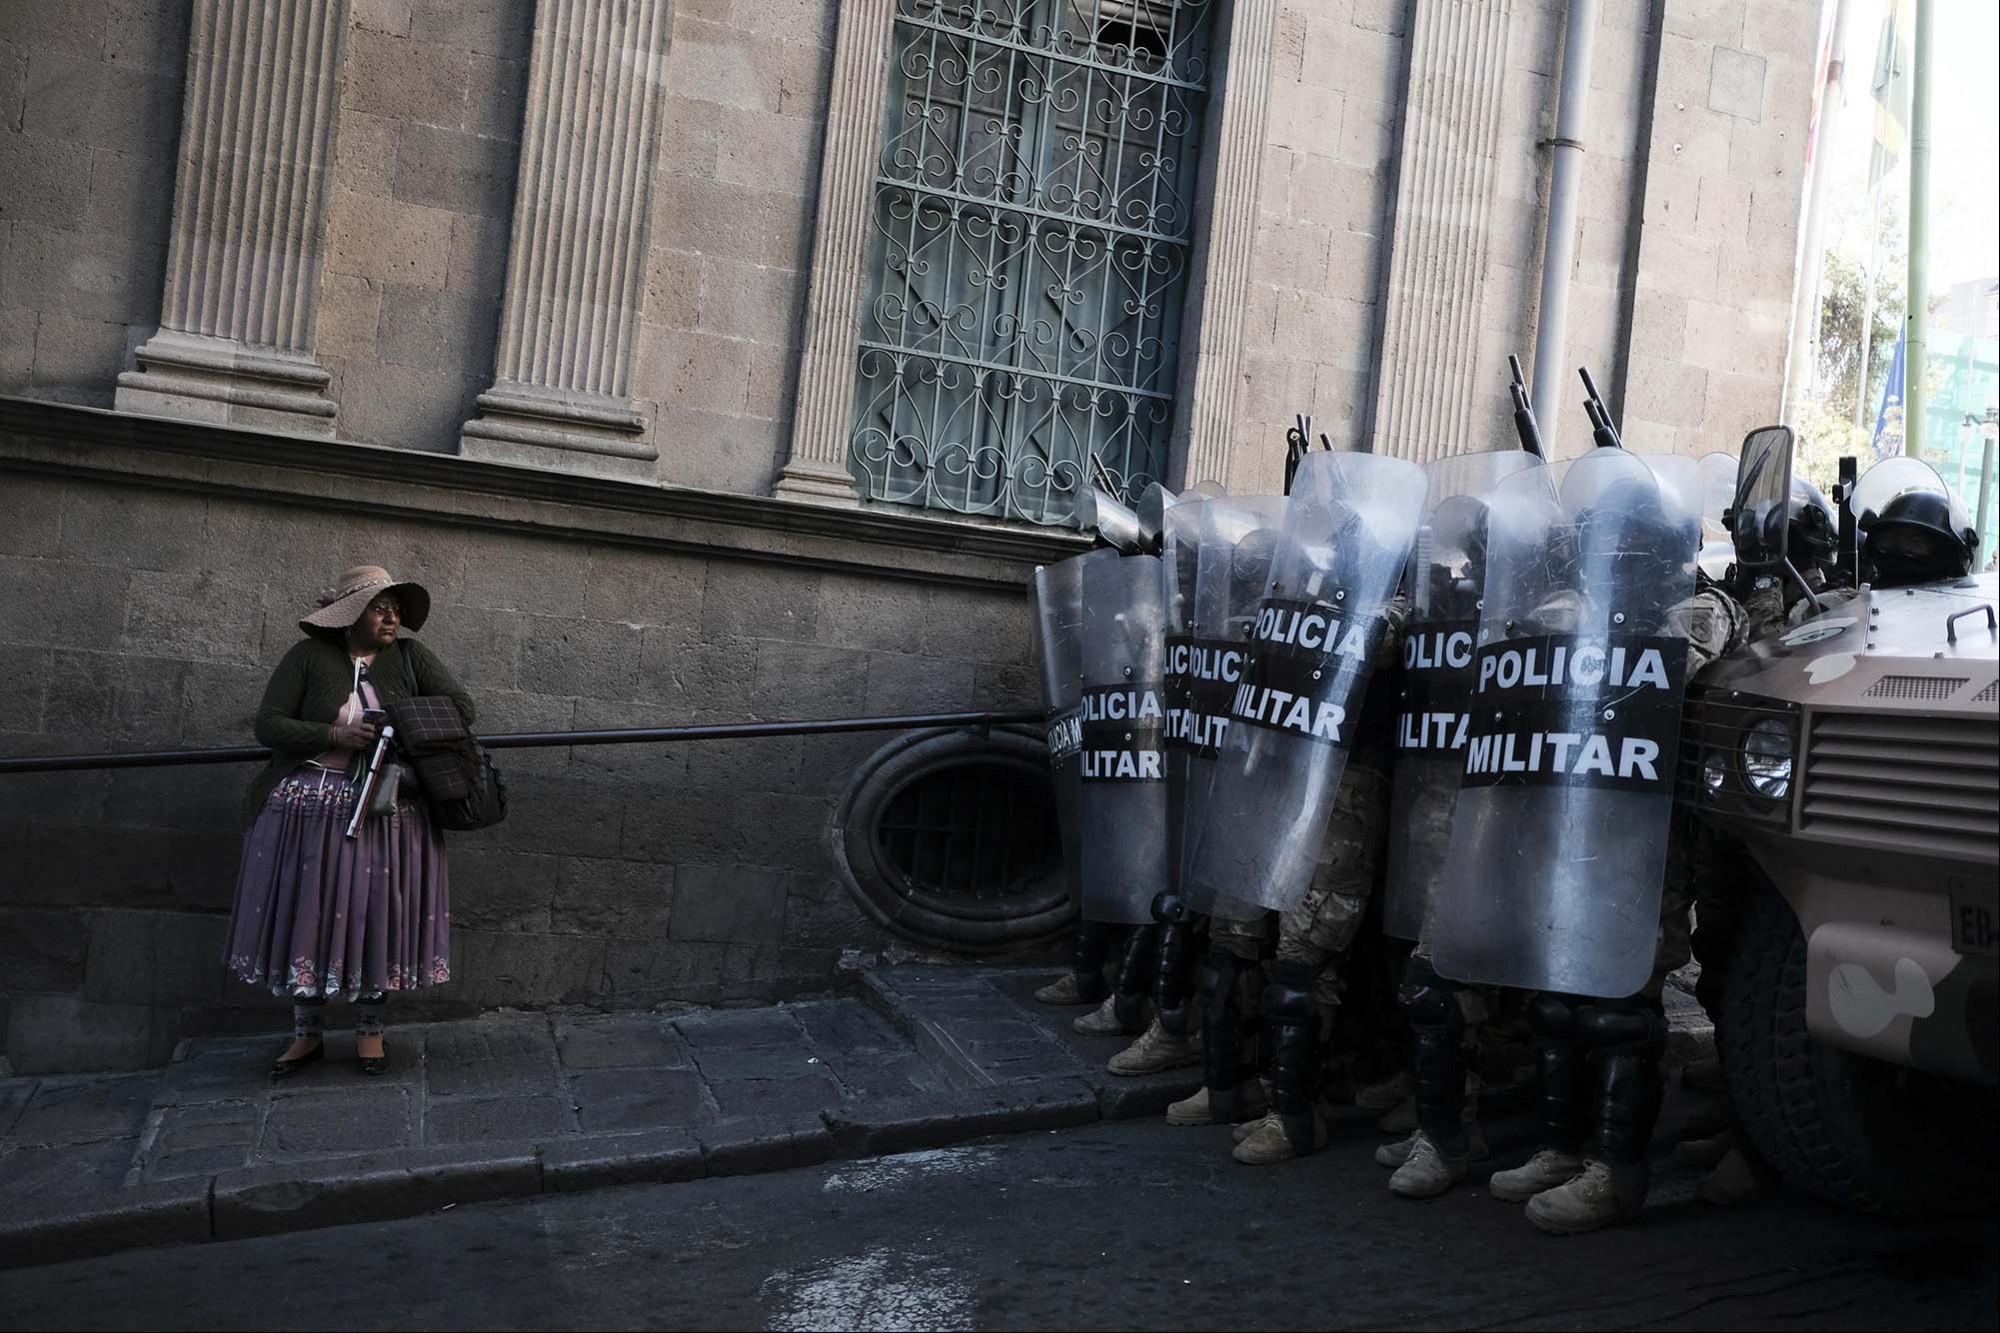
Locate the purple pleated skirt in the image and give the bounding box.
[226,768,451,998]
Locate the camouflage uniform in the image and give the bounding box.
[1644,584,1750,1000]
[1211,764,1388,1002]
[1217,599,1407,1162]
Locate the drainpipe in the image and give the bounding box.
[1903,0,1932,460]
[1531,0,1598,446]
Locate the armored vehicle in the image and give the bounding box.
[1684,429,1997,1215]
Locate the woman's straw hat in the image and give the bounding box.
[299,565,432,635]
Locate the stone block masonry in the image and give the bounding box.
[0,402,1069,1076]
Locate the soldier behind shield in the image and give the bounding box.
[1169,489,1420,1165]
[1372,451,1550,1199]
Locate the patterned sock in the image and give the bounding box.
[293,1000,326,1045]
[355,994,387,1038]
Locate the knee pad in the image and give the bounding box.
[1113,925,1159,1026]
[1072,919,1115,992]
[1154,919,1198,1036]
[1262,960,1322,1144]
[1262,959,1316,1025]
[1398,957,1462,1032]
[1116,924,1159,989]
[1575,998,1667,1058]
[1151,889,1188,925]
[1200,946,1257,1102]
[1528,991,1578,1043]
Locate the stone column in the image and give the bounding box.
[115,0,348,438]
[1174,0,1281,488]
[459,0,672,478]
[1368,0,1517,463]
[771,0,895,507]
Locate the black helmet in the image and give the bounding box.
[1786,477,1840,571]
[1860,488,1978,587]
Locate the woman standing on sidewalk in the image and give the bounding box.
[226,565,474,1080]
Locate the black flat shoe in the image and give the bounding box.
[358,1047,390,1076]
[270,1041,324,1081]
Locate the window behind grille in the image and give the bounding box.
[849,0,1218,527]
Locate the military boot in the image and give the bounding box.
[1038,921,1115,1005]
[1389,1131,1473,1199]
[1523,998,1665,1231]
[1525,1158,1649,1234]
[1033,973,1093,1004]
[1188,945,1264,1127]
[1231,1107,1328,1165]
[1108,1019,1200,1076]
[1230,1079,1277,1141]
[1166,1080,1267,1127]
[1234,962,1325,1165]
[1073,995,1137,1035]
[1354,1069,1414,1112]
[1488,1148,1587,1202]
[1376,1108,1487,1168]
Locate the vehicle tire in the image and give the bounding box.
[1722,885,1999,1217]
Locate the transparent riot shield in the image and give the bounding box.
[1698,450,1738,581]
[1383,450,1550,943]
[1430,449,1703,997]
[1031,551,1111,911]
[1161,498,1209,895]
[1173,495,1287,922]
[1077,553,1170,925]
[1185,452,1428,913]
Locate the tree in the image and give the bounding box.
[1813,247,1904,423]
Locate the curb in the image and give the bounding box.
[0,1080,1106,1272]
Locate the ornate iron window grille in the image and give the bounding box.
[850,0,1218,527]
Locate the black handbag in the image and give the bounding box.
[388,670,508,833]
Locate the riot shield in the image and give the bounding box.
[1185,452,1428,913]
[1383,450,1550,942]
[1173,495,1287,922]
[1161,497,1208,896]
[1698,450,1737,580]
[1430,449,1703,998]
[1077,552,1170,924]
[1031,551,1111,911]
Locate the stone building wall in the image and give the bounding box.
[0,0,189,406]
[0,404,1050,1073]
[0,0,1821,1073]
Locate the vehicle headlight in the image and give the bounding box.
[1702,751,1729,797]
[1741,718,1794,800]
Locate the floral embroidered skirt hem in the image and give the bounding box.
[227,770,451,999]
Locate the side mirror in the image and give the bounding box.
[1730,425,1795,572]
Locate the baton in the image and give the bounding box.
[1508,354,1545,458]
[1089,453,1120,497]
[1578,367,1623,449]
[1283,414,1311,495]
[345,725,396,840]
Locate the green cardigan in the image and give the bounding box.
[245,634,476,824]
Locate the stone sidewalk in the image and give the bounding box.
[0,964,1713,1270]
[0,968,1199,1269]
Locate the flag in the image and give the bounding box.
[1868,0,1913,191]
[1872,330,1906,459]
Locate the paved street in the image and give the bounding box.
[4,1104,1993,1332]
